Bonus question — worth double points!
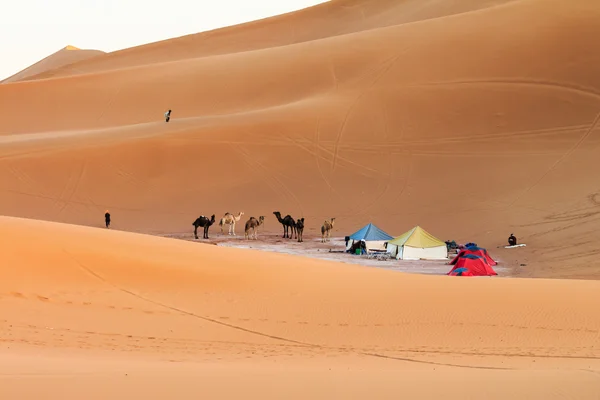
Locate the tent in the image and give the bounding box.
[347,223,393,252]
[386,226,448,260]
[448,267,474,276]
[450,246,497,266]
[447,254,497,276]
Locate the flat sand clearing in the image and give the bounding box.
[0,217,599,398]
[2,0,600,397]
[164,232,512,276]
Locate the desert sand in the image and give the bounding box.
[1,0,600,397]
[1,216,599,398]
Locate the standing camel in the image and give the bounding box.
[273,211,296,239]
[296,217,305,243]
[321,217,336,242]
[244,216,265,240]
[192,214,216,239]
[219,211,244,236]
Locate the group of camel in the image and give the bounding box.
[192,211,335,243]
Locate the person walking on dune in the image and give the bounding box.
[105,210,111,228]
[164,109,172,123]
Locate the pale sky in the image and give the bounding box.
[0,0,327,80]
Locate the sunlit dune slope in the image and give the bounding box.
[0,0,600,278]
[25,0,515,80]
[0,216,599,399]
[1,46,104,83]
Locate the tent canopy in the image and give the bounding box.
[450,246,497,266]
[348,223,393,241]
[447,254,497,276]
[388,226,445,248]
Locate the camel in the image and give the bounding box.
[192,214,216,239]
[321,217,336,242]
[244,216,265,240]
[273,211,296,239]
[296,217,305,242]
[219,211,244,235]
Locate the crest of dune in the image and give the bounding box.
[1,1,600,397]
[1,45,104,84]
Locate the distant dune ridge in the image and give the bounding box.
[1,46,105,83]
[1,1,600,397]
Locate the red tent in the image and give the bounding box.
[447,254,497,276]
[450,246,497,266]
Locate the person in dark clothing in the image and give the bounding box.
[105,210,111,228]
[165,109,172,122]
[508,233,517,246]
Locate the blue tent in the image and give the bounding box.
[349,223,393,241]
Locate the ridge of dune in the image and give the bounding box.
[1,46,105,84]
[24,0,517,80]
[0,216,599,397]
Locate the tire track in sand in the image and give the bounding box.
[411,78,600,101]
[56,159,87,219]
[64,250,518,371]
[508,110,600,208]
[330,54,402,173]
[234,146,304,215]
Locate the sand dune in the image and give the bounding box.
[0,0,599,277]
[0,216,599,398]
[1,46,104,84]
[2,1,600,396]
[23,0,516,80]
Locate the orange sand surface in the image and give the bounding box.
[0,217,599,398]
[1,0,600,397]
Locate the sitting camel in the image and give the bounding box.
[219,211,244,236]
[244,216,265,240]
[192,214,216,239]
[273,211,296,239]
[296,217,305,243]
[321,217,336,242]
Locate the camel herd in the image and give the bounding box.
[192,211,335,243]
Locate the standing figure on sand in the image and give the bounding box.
[164,109,171,122]
[105,210,111,228]
[321,217,335,242]
[219,211,244,236]
[193,214,216,239]
[244,216,265,240]
[273,211,296,239]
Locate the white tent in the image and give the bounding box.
[387,226,448,260]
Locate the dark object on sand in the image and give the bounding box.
[348,240,367,255]
[296,218,305,242]
[105,210,111,228]
[445,240,458,251]
[273,211,296,239]
[508,233,517,246]
[193,214,216,239]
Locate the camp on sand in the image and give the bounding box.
[346,223,393,252]
[386,226,448,260]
